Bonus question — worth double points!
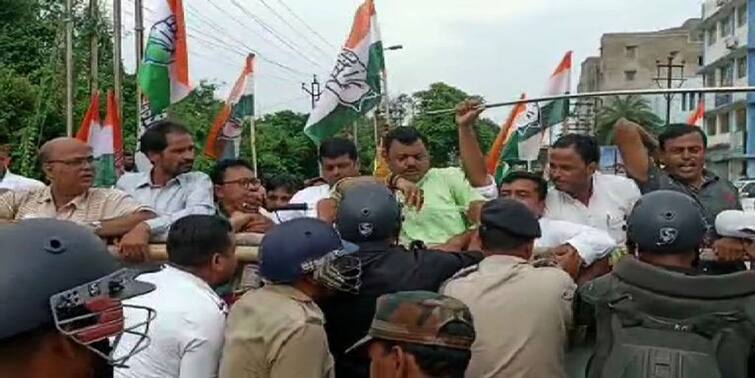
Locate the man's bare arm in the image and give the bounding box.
[613,118,657,183]
[96,210,155,238]
[466,200,484,225]
[456,100,491,187]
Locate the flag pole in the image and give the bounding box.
[425,86,755,115]
[249,117,258,176]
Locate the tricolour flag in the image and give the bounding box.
[304,0,384,143]
[136,0,190,171]
[205,54,256,160]
[497,51,572,163]
[76,91,124,187]
[688,99,704,127]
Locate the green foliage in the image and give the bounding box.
[410,82,498,167]
[595,95,663,145]
[167,81,224,173]
[247,110,318,181]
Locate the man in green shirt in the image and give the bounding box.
[382,127,485,246]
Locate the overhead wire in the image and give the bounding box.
[254,0,334,60]
[222,0,329,71]
[274,0,339,51]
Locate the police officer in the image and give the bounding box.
[0,219,156,378]
[219,217,362,378]
[321,183,482,378]
[577,190,755,378]
[346,291,477,378]
[442,198,576,378]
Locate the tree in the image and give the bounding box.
[595,95,663,145]
[410,82,497,167]
[249,110,318,181]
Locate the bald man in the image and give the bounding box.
[0,138,155,242]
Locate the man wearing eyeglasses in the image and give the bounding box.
[210,159,274,233]
[0,138,155,239]
[117,120,216,262]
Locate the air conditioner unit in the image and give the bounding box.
[725,36,739,49]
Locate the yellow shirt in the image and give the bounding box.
[0,186,150,223]
[220,284,335,378]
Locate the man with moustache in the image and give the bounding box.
[117,120,215,261]
[0,138,154,241]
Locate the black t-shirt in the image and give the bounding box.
[319,242,483,378]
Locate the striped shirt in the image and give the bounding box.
[0,186,151,223]
[116,171,215,237]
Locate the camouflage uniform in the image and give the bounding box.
[347,290,476,353]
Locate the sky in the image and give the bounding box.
[115,0,702,123]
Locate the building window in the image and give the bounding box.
[708,26,717,45]
[689,92,697,111]
[738,4,747,28]
[706,116,717,136]
[721,14,733,38]
[736,108,747,131]
[737,56,747,79]
[720,112,731,134]
[624,70,636,82]
[681,93,687,112]
[698,55,704,66]
[625,45,637,59]
[706,71,717,87]
[720,61,734,86]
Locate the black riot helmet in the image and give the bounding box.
[0,219,156,367]
[336,183,402,244]
[627,190,707,254]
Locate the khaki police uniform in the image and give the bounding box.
[443,256,575,378]
[219,284,335,378]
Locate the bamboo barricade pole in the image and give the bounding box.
[108,233,262,263]
[425,86,755,115]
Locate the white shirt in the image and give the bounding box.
[473,174,500,201]
[274,184,330,223]
[545,172,640,244]
[117,171,215,236]
[536,218,617,265]
[115,266,228,378]
[0,170,45,193]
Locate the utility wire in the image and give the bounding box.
[274,0,338,50]
[222,0,328,71]
[255,0,333,60]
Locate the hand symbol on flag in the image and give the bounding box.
[326,49,379,112]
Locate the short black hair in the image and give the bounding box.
[138,120,191,155]
[500,171,547,200]
[658,124,708,150]
[319,137,357,162]
[167,215,233,267]
[383,127,428,152]
[551,134,599,164]
[264,174,302,194]
[373,322,473,378]
[210,159,254,185]
[479,227,533,252]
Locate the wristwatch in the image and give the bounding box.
[88,221,103,233]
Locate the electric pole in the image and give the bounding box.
[65,0,74,137]
[301,75,322,109]
[113,0,122,118]
[653,54,686,126]
[134,0,144,136]
[90,0,99,94]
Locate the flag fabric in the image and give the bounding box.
[688,99,704,127]
[76,91,124,187]
[304,0,384,143]
[494,51,572,164]
[136,0,190,171]
[205,54,256,160]
[138,0,190,117]
[485,94,526,181]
